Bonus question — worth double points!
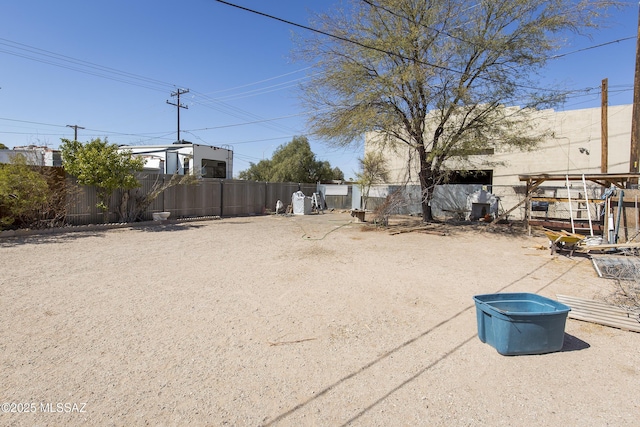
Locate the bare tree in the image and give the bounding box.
[372,188,408,226]
[356,151,389,210]
[298,0,620,221]
[118,173,198,223]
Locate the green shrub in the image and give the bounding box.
[0,154,51,229]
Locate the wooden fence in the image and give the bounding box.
[65,176,530,226]
[65,174,320,226]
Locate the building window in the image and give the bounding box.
[201,159,226,178]
[447,170,493,185]
[52,151,63,167]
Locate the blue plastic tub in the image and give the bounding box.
[473,293,571,355]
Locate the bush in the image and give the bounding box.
[61,138,144,222]
[0,154,68,230]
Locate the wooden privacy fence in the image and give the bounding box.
[64,175,535,226]
[65,174,319,226]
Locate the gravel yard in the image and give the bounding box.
[1,212,638,426]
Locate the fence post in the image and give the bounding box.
[220,180,224,217]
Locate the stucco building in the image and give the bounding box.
[364,104,633,220]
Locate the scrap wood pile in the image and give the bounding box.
[387,222,448,236]
[542,228,640,256]
[376,217,450,236]
[384,218,520,236]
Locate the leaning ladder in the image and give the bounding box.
[565,174,594,236]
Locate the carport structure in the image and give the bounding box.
[501,173,640,235]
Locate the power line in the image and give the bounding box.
[212,0,489,83]
[0,37,178,92]
[0,35,312,119]
[0,116,177,144]
[360,0,480,49]
[0,117,68,128]
[0,131,66,137]
[0,47,169,92]
[0,37,306,131]
[550,36,636,59]
[361,1,634,62]
[0,117,173,136]
[209,76,312,102]
[187,111,314,132]
[4,82,631,143]
[213,0,634,95]
[213,0,483,82]
[188,89,302,135]
[204,67,312,95]
[219,135,301,145]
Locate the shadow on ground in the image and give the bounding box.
[132,223,208,233]
[0,221,213,246]
[264,258,582,426]
[560,332,591,352]
[0,231,109,247]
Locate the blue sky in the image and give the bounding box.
[1,1,638,179]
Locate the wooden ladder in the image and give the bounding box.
[566,174,594,237]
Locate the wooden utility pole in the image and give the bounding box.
[166,88,189,143]
[601,78,608,173]
[66,124,85,141]
[629,4,640,184]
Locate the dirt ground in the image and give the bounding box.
[1,212,638,426]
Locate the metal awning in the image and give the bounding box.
[518,173,640,192]
[500,173,640,234]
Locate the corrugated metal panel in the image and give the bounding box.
[58,177,539,225]
[62,174,336,225]
[300,184,317,197]
[65,181,97,225]
[244,180,266,215]
[265,182,306,212]
[556,294,640,333]
[222,179,262,216]
[198,179,222,217]
[364,185,423,215]
[222,180,245,216]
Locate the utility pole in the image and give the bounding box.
[66,124,85,141]
[166,88,189,143]
[601,78,608,173]
[629,4,640,185]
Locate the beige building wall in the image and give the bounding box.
[364,131,420,186]
[491,104,632,187]
[366,104,632,186]
[365,104,633,219]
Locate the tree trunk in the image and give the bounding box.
[421,199,433,222]
[119,191,130,222]
[417,145,434,222]
[97,189,111,224]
